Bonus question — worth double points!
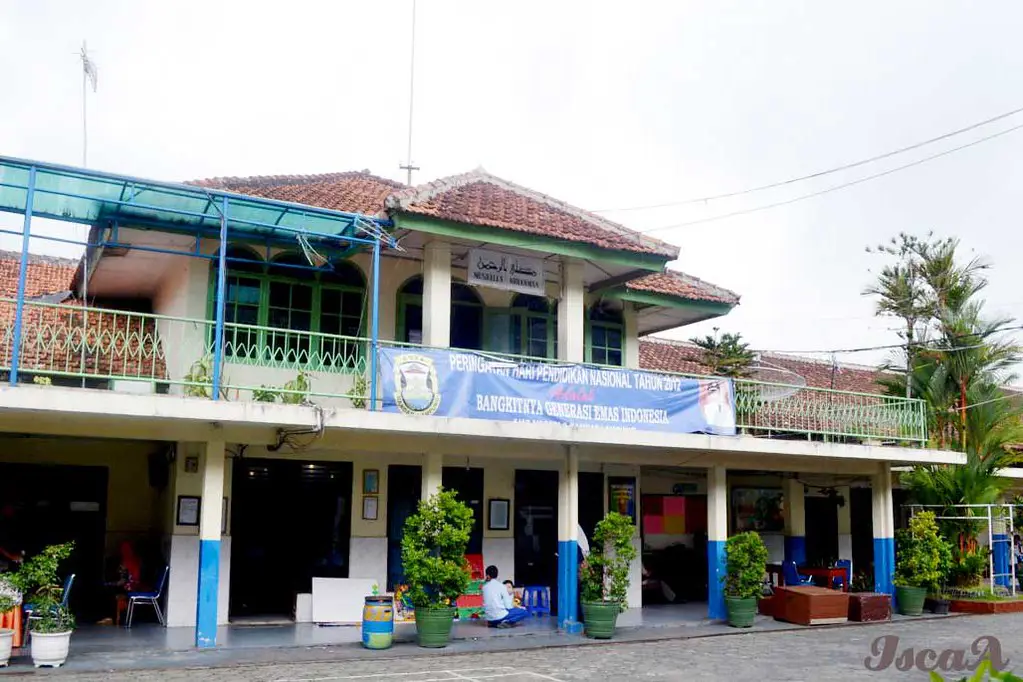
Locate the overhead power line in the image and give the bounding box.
[639,120,1023,234]
[596,102,1023,213]
[756,323,1023,356]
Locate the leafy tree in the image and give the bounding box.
[400,489,473,610]
[690,329,756,379]
[580,512,637,606]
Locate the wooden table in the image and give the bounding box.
[773,586,850,626]
[797,566,849,591]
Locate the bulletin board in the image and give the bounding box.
[642,495,707,538]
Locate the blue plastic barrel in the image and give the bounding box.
[362,595,394,649]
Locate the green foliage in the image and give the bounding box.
[949,545,989,587]
[931,657,1023,681]
[895,512,952,591]
[252,386,280,402]
[400,489,473,609]
[183,355,228,399]
[7,543,75,633]
[724,531,768,599]
[350,373,368,410]
[850,570,874,593]
[281,371,311,405]
[580,512,637,606]
[31,375,52,386]
[690,330,756,379]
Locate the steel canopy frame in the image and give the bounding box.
[0,156,396,406]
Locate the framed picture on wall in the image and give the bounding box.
[488,498,510,531]
[363,495,379,521]
[732,487,784,533]
[176,495,200,526]
[363,469,380,495]
[608,476,637,523]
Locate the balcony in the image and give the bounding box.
[0,298,928,444]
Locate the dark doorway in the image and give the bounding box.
[578,472,605,548]
[0,463,108,620]
[231,459,352,618]
[851,487,874,582]
[387,465,422,591]
[805,495,840,566]
[442,467,484,554]
[514,470,559,610]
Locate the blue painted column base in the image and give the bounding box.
[994,534,1010,588]
[784,536,806,567]
[557,540,582,633]
[873,537,894,600]
[707,540,726,620]
[196,539,221,648]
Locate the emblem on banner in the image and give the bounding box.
[393,353,441,416]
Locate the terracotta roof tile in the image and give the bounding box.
[638,338,887,394]
[0,250,77,299]
[626,270,739,305]
[188,171,404,217]
[385,169,679,258]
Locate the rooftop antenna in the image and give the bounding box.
[79,41,98,167]
[399,0,420,185]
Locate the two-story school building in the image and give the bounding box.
[0,156,964,647]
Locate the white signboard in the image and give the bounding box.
[467,248,545,295]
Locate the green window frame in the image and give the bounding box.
[209,248,367,372]
[586,305,624,367]
[395,276,484,350]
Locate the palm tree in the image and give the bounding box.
[690,330,756,379]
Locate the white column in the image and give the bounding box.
[196,439,225,648]
[422,452,443,499]
[837,485,853,574]
[623,302,640,369]
[784,478,806,566]
[872,463,894,595]
[557,446,581,631]
[557,258,585,362]
[707,465,727,620]
[423,240,451,348]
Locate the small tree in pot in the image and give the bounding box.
[0,576,20,668]
[580,511,637,639]
[894,511,951,616]
[7,542,75,668]
[401,489,473,648]
[724,531,768,628]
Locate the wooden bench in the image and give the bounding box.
[773,586,849,626]
[848,592,891,622]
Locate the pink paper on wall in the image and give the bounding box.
[644,515,664,534]
[663,496,686,516]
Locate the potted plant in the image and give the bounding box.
[0,575,20,667]
[580,511,637,639]
[723,531,768,628]
[400,489,473,648]
[894,512,950,616]
[8,543,75,668]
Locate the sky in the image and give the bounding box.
[3,0,1023,373]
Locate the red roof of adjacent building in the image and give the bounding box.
[0,250,77,300]
[638,337,887,394]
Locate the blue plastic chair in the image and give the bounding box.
[833,559,852,590]
[521,586,551,617]
[24,573,75,640]
[126,566,169,628]
[782,561,814,587]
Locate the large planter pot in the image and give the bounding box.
[581,601,621,639]
[895,586,928,616]
[30,630,72,668]
[725,596,758,628]
[0,629,13,668]
[414,606,456,648]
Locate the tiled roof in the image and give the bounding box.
[188,171,404,217]
[638,337,887,394]
[626,270,740,305]
[0,250,77,299]
[385,169,679,258]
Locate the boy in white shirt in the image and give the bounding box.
[482,565,528,628]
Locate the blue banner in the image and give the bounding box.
[378,348,736,436]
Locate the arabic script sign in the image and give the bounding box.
[467,248,545,295]
[378,347,737,436]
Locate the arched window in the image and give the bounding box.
[212,249,366,370]
[510,294,557,359]
[588,302,624,366]
[396,276,484,350]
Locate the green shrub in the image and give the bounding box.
[895,511,952,592]
[400,489,473,609]
[724,531,768,599]
[6,543,75,633]
[580,512,637,606]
